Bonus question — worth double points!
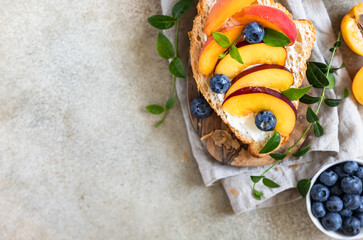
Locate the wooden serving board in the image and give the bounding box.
[187,69,310,167]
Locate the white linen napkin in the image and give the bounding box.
[161,0,363,214]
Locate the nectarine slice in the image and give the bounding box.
[203,0,255,36]
[215,43,287,78]
[232,5,297,45]
[223,87,297,136]
[353,67,363,105]
[199,26,244,76]
[341,3,363,56]
[225,65,294,98]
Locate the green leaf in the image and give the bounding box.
[310,62,329,73]
[250,176,264,183]
[155,119,164,128]
[169,57,186,78]
[282,86,312,101]
[313,121,324,137]
[326,72,335,89]
[269,153,287,161]
[229,45,243,64]
[259,132,281,154]
[148,15,177,29]
[146,105,165,114]
[300,94,320,104]
[306,107,319,123]
[306,62,330,88]
[172,0,194,19]
[212,32,231,47]
[324,89,350,107]
[263,178,280,188]
[253,189,263,200]
[292,145,311,157]
[156,33,175,59]
[263,28,291,47]
[297,179,311,198]
[344,88,350,98]
[309,62,345,73]
[324,98,343,107]
[331,63,346,72]
[166,97,177,110]
[334,40,342,48]
[218,52,227,59]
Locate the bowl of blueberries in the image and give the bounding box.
[307,160,363,239]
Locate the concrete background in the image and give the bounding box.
[0,0,362,239]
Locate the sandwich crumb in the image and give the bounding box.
[289,164,299,168]
[201,130,240,150]
[276,166,280,171]
[195,147,200,151]
[201,132,213,141]
[225,205,233,211]
[184,152,188,162]
[230,188,238,195]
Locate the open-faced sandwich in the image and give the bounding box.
[189,0,316,157]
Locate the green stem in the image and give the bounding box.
[286,33,341,152]
[169,20,180,99]
[156,20,180,128]
[252,32,342,199]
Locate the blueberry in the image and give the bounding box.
[356,167,363,179]
[340,208,353,218]
[209,74,230,94]
[343,194,361,210]
[312,202,326,218]
[355,196,363,213]
[325,196,343,213]
[330,184,342,196]
[319,169,338,186]
[342,216,361,236]
[242,22,265,44]
[311,184,330,202]
[341,176,362,195]
[255,110,277,131]
[321,212,342,231]
[355,213,363,227]
[344,161,359,174]
[190,96,213,119]
[333,165,349,179]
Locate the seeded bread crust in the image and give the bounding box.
[189,0,316,157]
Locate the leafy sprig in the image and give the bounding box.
[146,0,194,127]
[251,32,350,200]
[213,31,244,64]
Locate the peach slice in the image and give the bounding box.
[223,87,297,136]
[203,0,255,36]
[225,64,293,98]
[215,43,287,79]
[341,2,363,56]
[353,67,363,105]
[232,5,297,45]
[199,25,244,76]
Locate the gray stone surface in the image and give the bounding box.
[0,0,361,239]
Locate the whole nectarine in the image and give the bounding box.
[341,2,363,56]
[353,67,363,105]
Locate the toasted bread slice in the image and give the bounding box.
[189,0,316,157]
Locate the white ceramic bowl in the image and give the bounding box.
[306,159,363,239]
